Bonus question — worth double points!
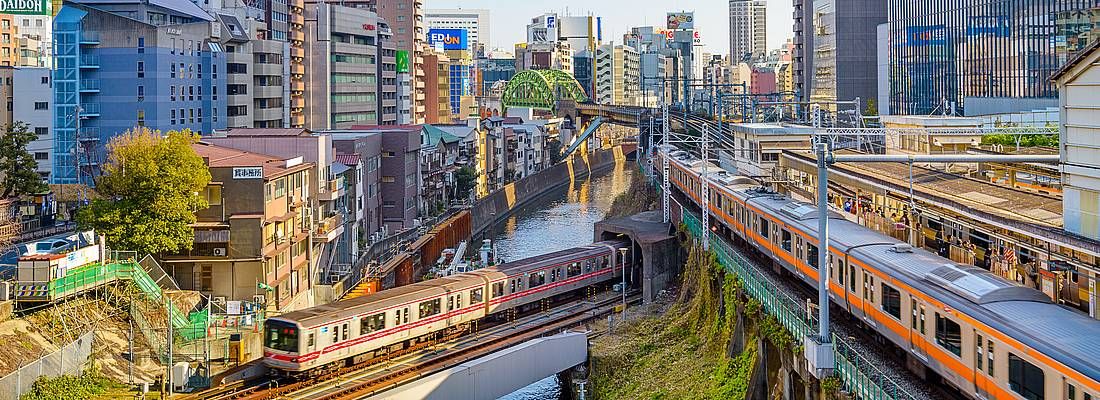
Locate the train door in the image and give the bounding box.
[908,296,928,362]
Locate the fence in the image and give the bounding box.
[680,211,919,400]
[0,331,95,400]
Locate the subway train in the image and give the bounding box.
[263,240,631,374]
[662,149,1100,400]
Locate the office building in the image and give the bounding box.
[52,2,227,185]
[165,141,316,311]
[808,0,885,109]
[573,50,594,99]
[423,50,453,124]
[625,26,674,102]
[477,56,515,95]
[425,9,489,55]
[304,4,397,130]
[792,0,813,103]
[14,67,53,179]
[514,41,573,73]
[526,13,558,44]
[354,0,426,125]
[888,0,1098,116]
[216,14,291,129]
[729,0,766,62]
[426,29,474,120]
[557,15,601,56]
[595,44,640,106]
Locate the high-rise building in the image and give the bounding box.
[425,9,489,55]
[304,4,397,130]
[888,0,1099,116]
[729,0,766,62]
[573,50,595,99]
[514,41,573,73]
[477,56,515,95]
[52,2,227,185]
[595,44,640,106]
[625,26,673,103]
[215,14,291,129]
[558,15,601,56]
[423,50,453,124]
[0,15,18,66]
[526,13,558,44]
[13,16,52,67]
[426,28,475,119]
[808,0,885,109]
[357,0,426,125]
[792,0,814,103]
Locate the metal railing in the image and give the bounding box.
[0,331,94,400]
[681,211,918,400]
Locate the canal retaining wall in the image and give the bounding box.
[471,146,628,236]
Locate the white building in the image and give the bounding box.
[595,44,640,106]
[14,67,52,180]
[1055,45,1100,240]
[425,9,490,55]
[13,16,51,67]
[558,15,600,54]
[729,0,766,62]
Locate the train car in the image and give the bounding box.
[264,240,631,374]
[661,151,1100,400]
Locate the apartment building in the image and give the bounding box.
[332,125,421,232]
[165,142,316,311]
[595,44,640,106]
[216,14,291,129]
[422,50,453,124]
[13,67,53,179]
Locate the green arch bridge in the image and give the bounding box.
[501,69,589,112]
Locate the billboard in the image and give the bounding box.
[0,0,48,15]
[396,50,409,73]
[427,28,468,51]
[667,12,694,30]
[907,25,947,47]
[966,16,1010,37]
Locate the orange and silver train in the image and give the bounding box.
[263,240,630,374]
[663,149,1099,400]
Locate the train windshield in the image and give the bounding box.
[265,320,299,353]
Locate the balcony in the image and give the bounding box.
[316,177,345,202]
[79,32,99,45]
[313,214,344,243]
[79,103,100,117]
[79,127,99,137]
[79,55,98,69]
[79,79,100,93]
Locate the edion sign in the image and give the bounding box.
[427,28,468,51]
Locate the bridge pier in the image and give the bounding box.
[593,211,680,303]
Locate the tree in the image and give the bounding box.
[454,166,478,200]
[0,122,48,197]
[863,99,878,117]
[76,127,211,256]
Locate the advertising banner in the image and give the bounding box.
[667,12,694,30]
[966,16,1010,37]
[907,25,947,47]
[0,0,48,15]
[396,50,409,73]
[428,28,468,51]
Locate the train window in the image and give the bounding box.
[881,284,901,319]
[988,340,995,376]
[332,325,339,343]
[848,265,856,292]
[975,334,984,372]
[529,271,547,288]
[603,256,610,269]
[1084,392,1091,400]
[1068,383,1076,400]
[1008,353,1045,400]
[448,296,454,311]
[510,279,516,293]
[759,217,769,239]
[264,320,298,352]
[584,260,593,273]
[471,288,484,304]
[910,300,918,331]
[419,298,441,319]
[402,308,409,324]
[361,313,385,334]
[493,282,505,298]
[919,305,926,335]
[456,293,463,309]
[551,269,558,283]
[934,313,962,357]
[568,263,582,277]
[837,260,845,284]
[341,323,348,341]
[807,244,819,269]
[307,333,314,348]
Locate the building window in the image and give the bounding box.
[137,37,144,53]
[137,85,144,102]
[170,86,176,101]
[34,127,47,136]
[138,61,145,78]
[1008,354,1044,400]
[137,109,145,126]
[189,108,194,124]
[197,108,202,123]
[171,109,176,125]
[170,63,175,78]
[40,76,48,84]
[33,152,47,160]
[189,85,194,101]
[33,102,47,110]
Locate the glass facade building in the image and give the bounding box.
[447,63,470,113]
[888,0,1100,115]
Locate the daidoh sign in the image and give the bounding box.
[0,0,49,15]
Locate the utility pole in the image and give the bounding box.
[661,90,671,224]
[701,124,709,250]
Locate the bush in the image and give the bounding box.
[20,370,119,400]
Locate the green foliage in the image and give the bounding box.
[20,370,120,400]
[454,166,477,200]
[759,314,799,353]
[0,122,48,197]
[547,138,563,164]
[76,127,211,256]
[981,133,1058,147]
[863,99,878,117]
[821,375,843,394]
[708,346,757,400]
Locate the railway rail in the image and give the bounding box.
[194,291,638,400]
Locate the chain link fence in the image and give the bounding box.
[0,331,95,400]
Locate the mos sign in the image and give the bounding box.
[428,28,468,51]
[0,0,48,15]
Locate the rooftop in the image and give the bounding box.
[192,142,312,179]
[334,153,360,167]
[221,128,311,137]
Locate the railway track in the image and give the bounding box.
[195,290,639,400]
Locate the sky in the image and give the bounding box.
[424,0,794,56]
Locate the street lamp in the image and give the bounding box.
[618,247,629,312]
